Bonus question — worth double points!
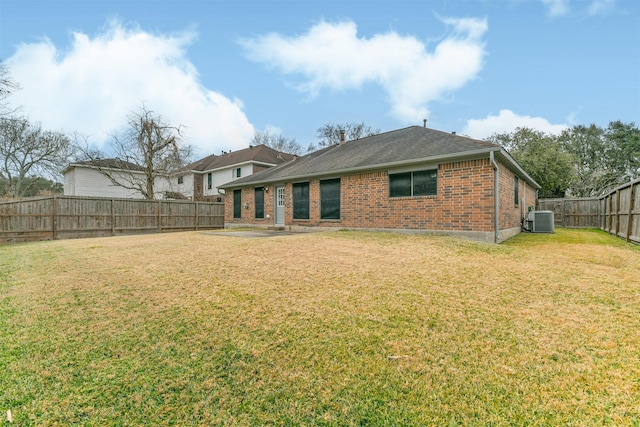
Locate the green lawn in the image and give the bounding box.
[1,229,639,426]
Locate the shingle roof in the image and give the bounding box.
[185,144,296,172]
[221,126,529,189]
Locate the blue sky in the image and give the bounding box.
[1,0,638,157]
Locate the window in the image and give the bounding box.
[207,173,212,190]
[233,190,241,219]
[389,169,437,197]
[177,176,183,185]
[320,178,340,219]
[277,186,285,208]
[389,172,411,197]
[514,176,519,206]
[255,187,264,219]
[292,182,310,219]
[235,168,242,178]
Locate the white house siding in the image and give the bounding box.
[202,163,254,197]
[174,173,194,199]
[153,174,178,198]
[63,168,76,195]
[64,166,176,199]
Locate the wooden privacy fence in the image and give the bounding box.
[0,195,224,244]
[539,177,640,244]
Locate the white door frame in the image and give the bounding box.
[275,185,285,225]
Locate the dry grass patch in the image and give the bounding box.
[1,229,639,425]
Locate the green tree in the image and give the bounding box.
[0,176,62,198]
[559,121,639,196]
[603,120,640,185]
[488,127,574,198]
[558,124,606,197]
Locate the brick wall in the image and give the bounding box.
[497,162,538,230]
[225,158,517,234]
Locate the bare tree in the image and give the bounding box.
[76,104,193,200]
[251,130,303,155]
[0,60,20,115]
[315,121,380,148]
[0,116,71,198]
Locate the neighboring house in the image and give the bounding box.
[62,159,176,199]
[220,126,541,243]
[173,144,296,201]
[63,144,295,200]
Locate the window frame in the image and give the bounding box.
[233,189,242,219]
[292,182,310,220]
[254,187,265,219]
[514,175,519,206]
[207,173,212,190]
[389,169,438,198]
[235,167,242,178]
[177,175,183,185]
[320,178,341,220]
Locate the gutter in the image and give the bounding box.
[490,151,500,243]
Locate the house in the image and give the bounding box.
[62,144,295,200]
[62,159,176,199]
[219,126,540,243]
[172,144,296,201]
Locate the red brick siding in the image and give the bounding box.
[224,185,277,224]
[497,163,538,229]
[226,158,504,233]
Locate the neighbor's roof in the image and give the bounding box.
[62,158,145,174]
[220,126,540,189]
[185,144,296,172]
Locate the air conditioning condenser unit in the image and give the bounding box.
[527,210,554,233]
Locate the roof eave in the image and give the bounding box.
[199,160,280,174]
[496,149,541,189]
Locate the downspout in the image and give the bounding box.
[490,151,500,243]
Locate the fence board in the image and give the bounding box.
[539,178,640,244]
[0,195,224,244]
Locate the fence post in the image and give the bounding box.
[615,189,621,237]
[52,196,58,240]
[111,198,115,236]
[158,200,162,233]
[195,202,199,231]
[627,183,636,242]
[608,194,613,234]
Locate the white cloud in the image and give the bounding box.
[587,0,615,15]
[541,0,616,17]
[262,124,283,135]
[240,17,487,123]
[5,21,254,156]
[463,109,569,139]
[541,0,570,17]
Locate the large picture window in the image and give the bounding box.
[233,189,241,219]
[255,187,264,219]
[292,182,310,219]
[320,178,341,219]
[389,169,437,197]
